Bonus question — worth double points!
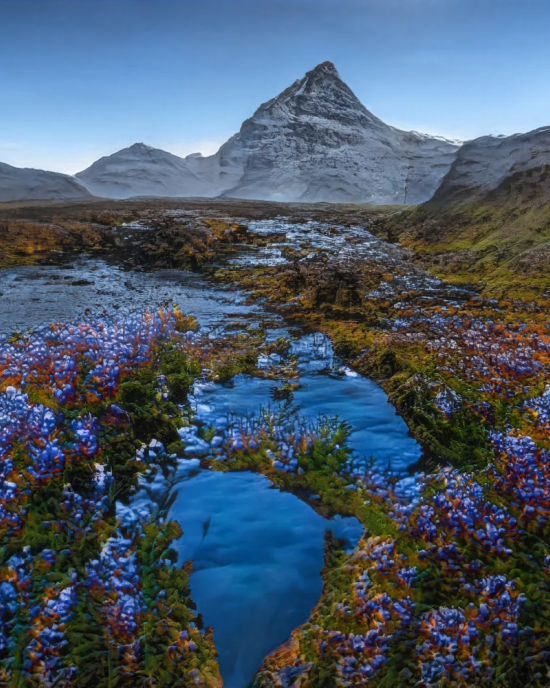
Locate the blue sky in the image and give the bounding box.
[1,0,549,173]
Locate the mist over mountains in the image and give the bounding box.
[2,62,550,206]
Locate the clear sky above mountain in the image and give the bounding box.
[1,0,549,173]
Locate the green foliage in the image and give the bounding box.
[213,352,258,382]
[380,201,550,298]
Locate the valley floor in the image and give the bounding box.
[1,198,550,687]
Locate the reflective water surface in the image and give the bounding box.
[168,470,362,688]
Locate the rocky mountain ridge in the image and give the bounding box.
[75,62,461,204]
[200,61,461,204]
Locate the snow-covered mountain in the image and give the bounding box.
[8,62,550,207]
[0,162,92,203]
[431,126,550,204]
[76,143,216,199]
[207,61,461,204]
[75,62,461,204]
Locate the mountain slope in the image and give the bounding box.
[212,62,460,204]
[76,143,217,199]
[0,162,92,202]
[379,126,550,298]
[431,126,550,204]
[75,62,460,204]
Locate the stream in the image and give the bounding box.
[0,220,423,687]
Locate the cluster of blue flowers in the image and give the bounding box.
[0,308,182,401]
[0,308,211,685]
[85,535,142,644]
[314,535,417,685]
[179,404,347,474]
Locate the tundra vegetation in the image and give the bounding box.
[1,198,550,686]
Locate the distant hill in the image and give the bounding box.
[0,162,92,203]
[76,143,216,199]
[380,130,550,298]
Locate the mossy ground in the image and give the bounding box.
[377,202,550,300]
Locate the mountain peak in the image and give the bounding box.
[127,142,155,152]
[307,61,340,78]
[257,59,383,130]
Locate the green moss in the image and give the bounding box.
[380,201,550,298]
[212,351,258,382]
